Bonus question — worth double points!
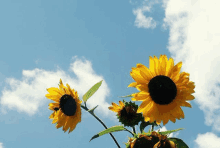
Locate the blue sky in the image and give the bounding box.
[0,0,220,148]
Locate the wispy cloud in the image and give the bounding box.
[0,57,115,119]
[133,6,157,29]
[162,0,220,133]
[0,143,3,148]
[194,132,220,148]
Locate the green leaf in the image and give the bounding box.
[83,80,103,102]
[90,125,125,142]
[119,94,133,98]
[158,128,184,136]
[168,138,189,148]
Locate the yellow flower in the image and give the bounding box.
[45,79,82,133]
[128,55,195,125]
[109,101,142,127]
[127,132,176,148]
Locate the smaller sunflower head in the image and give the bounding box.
[126,131,176,148]
[108,100,142,127]
[46,79,82,133]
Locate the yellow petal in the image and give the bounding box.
[170,62,182,80]
[108,106,120,112]
[137,100,153,113]
[162,115,169,125]
[119,101,124,108]
[112,102,119,108]
[63,116,70,132]
[130,69,148,83]
[185,94,195,100]
[137,64,153,81]
[153,56,160,75]
[131,91,150,101]
[169,114,176,123]
[45,94,60,102]
[128,82,137,87]
[49,112,56,119]
[136,84,149,92]
[68,117,78,133]
[47,87,62,96]
[144,117,151,122]
[166,58,174,76]
[159,55,167,75]
[149,56,156,77]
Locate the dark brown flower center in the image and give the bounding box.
[134,137,154,148]
[120,106,137,122]
[60,94,77,116]
[148,75,177,105]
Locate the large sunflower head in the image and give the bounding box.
[45,79,82,133]
[108,100,142,127]
[128,55,195,125]
[126,131,176,148]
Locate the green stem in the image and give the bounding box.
[151,124,154,132]
[81,105,121,148]
[132,126,136,134]
[124,127,134,136]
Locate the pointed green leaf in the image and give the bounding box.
[158,128,184,136]
[83,80,103,102]
[168,138,189,148]
[90,125,125,142]
[119,94,133,98]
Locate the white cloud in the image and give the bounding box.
[133,6,157,29]
[0,57,115,118]
[0,143,3,148]
[155,126,179,138]
[194,132,220,148]
[162,0,220,132]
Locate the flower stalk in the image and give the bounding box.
[81,104,121,148]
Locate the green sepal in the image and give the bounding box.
[82,80,103,102]
[87,105,98,114]
[90,125,125,142]
[125,142,130,148]
[168,138,189,148]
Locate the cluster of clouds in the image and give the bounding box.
[132,0,220,147]
[0,57,115,119]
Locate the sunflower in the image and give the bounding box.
[108,101,142,127]
[126,132,176,148]
[45,79,82,133]
[128,55,195,125]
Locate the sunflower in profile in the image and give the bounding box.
[45,79,82,133]
[108,101,142,127]
[126,132,176,148]
[128,55,195,125]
